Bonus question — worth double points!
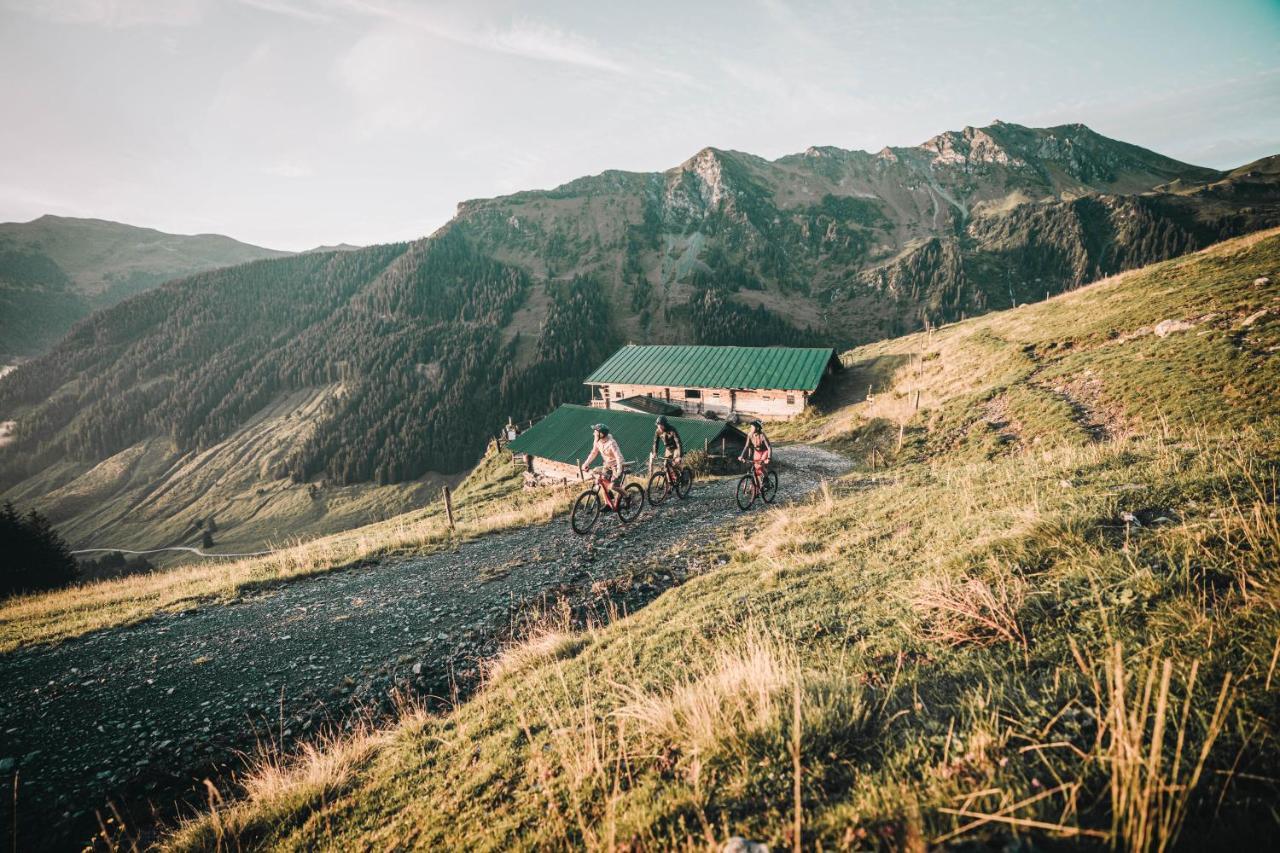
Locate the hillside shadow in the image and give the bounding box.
[810,353,912,412]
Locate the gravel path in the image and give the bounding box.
[0,446,851,851]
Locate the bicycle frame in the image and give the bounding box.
[588,467,628,510]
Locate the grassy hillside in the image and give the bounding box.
[165,230,1280,851]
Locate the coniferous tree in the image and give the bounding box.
[0,501,77,597]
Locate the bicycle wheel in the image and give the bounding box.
[647,471,670,505]
[736,475,757,510]
[570,489,601,534]
[675,467,693,499]
[761,470,779,504]
[618,483,645,523]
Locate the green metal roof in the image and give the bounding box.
[584,345,837,392]
[508,404,745,467]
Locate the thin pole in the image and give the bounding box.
[442,486,455,531]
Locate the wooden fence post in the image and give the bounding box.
[442,486,455,531]
[896,422,905,452]
[576,458,583,481]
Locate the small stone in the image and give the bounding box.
[1154,318,1195,338]
[0,758,13,773]
[412,662,422,675]
[1240,308,1269,328]
[1253,276,1270,287]
[722,838,770,853]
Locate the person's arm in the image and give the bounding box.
[672,429,683,457]
[761,435,772,461]
[583,442,599,469]
[652,430,661,458]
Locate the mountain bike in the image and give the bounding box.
[647,454,693,505]
[571,465,645,534]
[735,459,778,510]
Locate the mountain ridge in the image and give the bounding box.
[0,215,292,356]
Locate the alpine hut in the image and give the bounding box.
[584,345,839,420]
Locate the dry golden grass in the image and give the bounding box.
[615,629,796,760]
[166,694,429,852]
[913,570,1029,649]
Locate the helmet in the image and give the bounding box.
[751,419,763,430]
[592,423,610,436]
[655,416,668,428]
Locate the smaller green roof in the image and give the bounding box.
[508,404,745,467]
[584,345,837,392]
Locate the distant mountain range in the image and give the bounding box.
[1,121,1278,554]
[0,216,295,356]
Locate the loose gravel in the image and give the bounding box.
[0,446,851,851]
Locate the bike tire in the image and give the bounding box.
[736,475,757,510]
[761,470,779,504]
[675,467,693,499]
[647,471,670,505]
[570,489,601,534]
[618,483,645,523]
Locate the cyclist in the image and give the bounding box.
[738,419,772,472]
[582,423,625,503]
[651,415,683,476]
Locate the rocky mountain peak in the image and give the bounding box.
[920,125,1021,168]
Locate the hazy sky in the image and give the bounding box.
[2,0,1278,250]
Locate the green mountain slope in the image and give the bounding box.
[0,215,290,356]
[167,228,1280,851]
[1,124,1277,557]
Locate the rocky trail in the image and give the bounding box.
[0,446,851,851]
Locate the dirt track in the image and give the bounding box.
[0,446,851,851]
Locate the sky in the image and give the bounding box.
[1,0,1278,251]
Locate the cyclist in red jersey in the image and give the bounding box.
[738,419,771,470]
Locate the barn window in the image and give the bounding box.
[762,395,772,400]
[787,394,796,405]
[712,392,721,398]
[614,389,622,397]
[684,389,701,399]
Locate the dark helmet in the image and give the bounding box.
[750,419,763,430]
[655,416,668,428]
[592,423,610,436]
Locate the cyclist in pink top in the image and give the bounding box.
[582,423,625,501]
